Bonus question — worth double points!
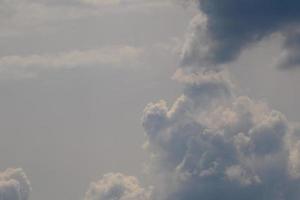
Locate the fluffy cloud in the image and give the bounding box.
[84,173,151,200]
[141,68,300,200]
[0,46,143,78]
[0,168,31,200]
[78,1,300,200]
[138,1,300,198]
[180,0,300,69]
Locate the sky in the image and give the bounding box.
[1,1,300,200]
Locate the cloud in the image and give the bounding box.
[0,46,143,78]
[84,173,151,200]
[0,168,31,200]
[276,30,300,69]
[137,2,300,198]
[86,67,300,200]
[78,2,300,200]
[79,0,171,7]
[80,0,121,6]
[0,0,171,36]
[180,0,300,69]
[141,68,300,200]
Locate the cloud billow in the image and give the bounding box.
[89,55,300,200]
[84,1,300,200]
[0,168,31,200]
[142,69,300,200]
[84,173,151,200]
[181,0,300,69]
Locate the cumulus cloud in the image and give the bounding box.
[84,1,300,200]
[0,46,143,78]
[141,68,300,200]
[180,0,300,69]
[0,168,31,200]
[86,69,300,200]
[84,173,151,200]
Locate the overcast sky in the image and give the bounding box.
[1,1,300,200]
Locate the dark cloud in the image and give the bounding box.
[277,30,300,69]
[180,0,300,69]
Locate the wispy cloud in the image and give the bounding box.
[0,46,143,78]
[0,0,172,37]
[80,0,171,7]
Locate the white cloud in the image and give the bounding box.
[141,68,300,200]
[79,0,300,199]
[0,168,31,200]
[85,173,151,200]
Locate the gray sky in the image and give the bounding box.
[0,2,191,200]
[1,1,300,200]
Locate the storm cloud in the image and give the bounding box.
[180,0,300,69]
